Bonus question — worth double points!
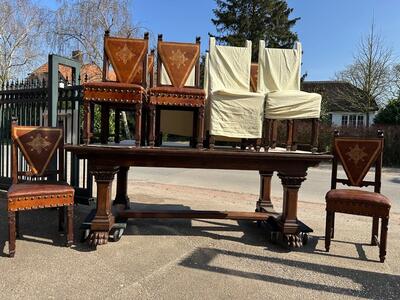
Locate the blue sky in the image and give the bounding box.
[42,0,400,81]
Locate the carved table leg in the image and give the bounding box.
[276,172,307,248]
[113,166,130,209]
[256,171,274,212]
[89,166,119,248]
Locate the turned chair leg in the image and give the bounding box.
[8,211,16,258]
[135,103,142,147]
[311,118,320,153]
[331,212,335,239]
[270,120,278,149]
[66,205,74,247]
[325,211,333,252]
[100,104,110,145]
[209,135,215,150]
[286,120,294,151]
[371,217,379,245]
[148,105,156,147]
[262,119,269,151]
[379,217,388,263]
[58,207,65,232]
[115,109,121,144]
[196,107,205,149]
[83,101,91,144]
[291,120,298,151]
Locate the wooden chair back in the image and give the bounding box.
[103,31,149,86]
[156,34,201,88]
[11,121,64,184]
[331,130,384,192]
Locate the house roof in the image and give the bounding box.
[302,81,379,112]
[30,63,116,83]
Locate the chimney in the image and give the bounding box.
[72,50,83,63]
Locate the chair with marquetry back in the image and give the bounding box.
[148,34,205,148]
[83,30,149,146]
[325,131,391,262]
[7,121,74,257]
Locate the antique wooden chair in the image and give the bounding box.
[325,131,390,262]
[115,50,155,144]
[83,30,149,146]
[7,122,74,257]
[148,35,205,148]
[205,37,265,149]
[257,41,321,152]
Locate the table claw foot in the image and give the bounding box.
[283,233,303,248]
[88,231,109,248]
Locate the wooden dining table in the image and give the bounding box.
[65,145,332,249]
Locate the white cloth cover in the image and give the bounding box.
[207,37,265,138]
[258,40,321,119]
[159,63,197,137]
[265,90,321,119]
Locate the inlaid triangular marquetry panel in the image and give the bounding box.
[132,53,154,84]
[12,127,62,176]
[105,37,148,83]
[158,42,199,88]
[335,138,383,186]
[250,63,258,92]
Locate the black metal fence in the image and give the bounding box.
[0,55,92,203]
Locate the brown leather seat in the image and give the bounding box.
[83,81,145,91]
[8,183,74,212]
[149,86,205,106]
[326,189,390,218]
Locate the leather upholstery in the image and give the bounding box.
[83,81,145,104]
[149,86,205,107]
[8,183,74,212]
[326,189,390,218]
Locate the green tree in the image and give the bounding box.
[374,98,400,125]
[212,0,300,60]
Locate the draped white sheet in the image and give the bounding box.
[159,63,197,137]
[206,37,264,138]
[258,40,321,119]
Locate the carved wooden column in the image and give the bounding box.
[113,166,130,209]
[89,165,119,247]
[256,171,274,212]
[277,172,306,247]
[197,106,205,149]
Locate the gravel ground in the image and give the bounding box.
[0,182,399,299]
